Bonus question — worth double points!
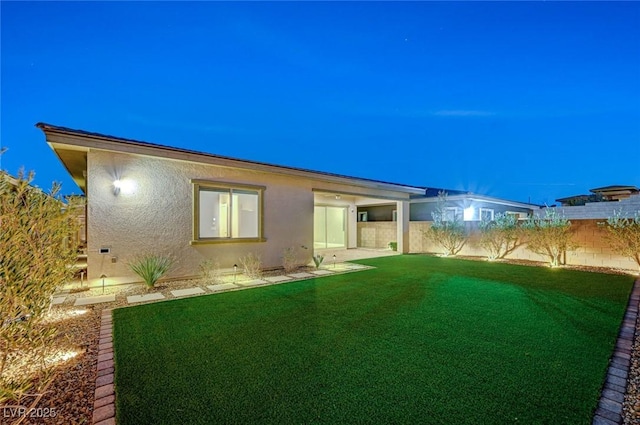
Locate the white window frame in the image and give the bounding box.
[444,207,462,222]
[191,179,265,244]
[479,208,495,221]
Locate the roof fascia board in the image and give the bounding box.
[312,188,410,202]
[411,193,540,209]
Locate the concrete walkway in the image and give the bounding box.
[67,262,374,310]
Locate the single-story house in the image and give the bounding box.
[357,188,538,223]
[39,123,425,284]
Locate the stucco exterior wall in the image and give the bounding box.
[355,220,639,272]
[87,150,411,282]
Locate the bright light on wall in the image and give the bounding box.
[463,206,474,221]
[113,179,137,195]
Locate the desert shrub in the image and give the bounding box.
[0,170,81,403]
[521,209,574,267]
[129,254,173,288]
[312,254,325,269]
[423,191,467,256]
[240,252,262,279]
[199,259,221,283]
[478,213,522,260]
[605,209,640,273]
[282,247,301,273]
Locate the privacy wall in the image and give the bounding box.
[358,220,638,272]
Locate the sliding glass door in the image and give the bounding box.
[314,206,347,249]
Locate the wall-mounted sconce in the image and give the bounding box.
[335,195,341,200]
[113,179,136,196]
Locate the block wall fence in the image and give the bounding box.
[357,220,638,272]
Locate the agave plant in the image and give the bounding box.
[312,254,324,269]
[129,254,173,288]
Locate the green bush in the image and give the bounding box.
[0,169,81,403]
[129,254,173,288]
[388,242,398,251]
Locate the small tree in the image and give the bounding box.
[521,209,573,267]
[423,191,467,256]
[0,170,81,403]
[605,209,640,273]
[478,213,522,260]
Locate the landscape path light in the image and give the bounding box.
[233,264,238,283]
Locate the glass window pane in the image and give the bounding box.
[314,206,327,249]
[232,190,259,238]
[199,189,230,238]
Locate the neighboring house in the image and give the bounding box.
[556,185,639,207]
[357,188,538,223]
[39,123,424,284]
[356,188,539,251]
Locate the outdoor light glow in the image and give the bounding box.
[463,206,474,221]
[47,350,79,366]
[113,179,137,195]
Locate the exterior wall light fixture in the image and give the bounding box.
[463,206,474,221]
[113,179,136,196]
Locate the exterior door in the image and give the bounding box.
[314,206,347,249]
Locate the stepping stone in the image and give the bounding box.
[238,279,267,287]
[170,287,205,297]
[207,283,238,291]
[310,270,334,275]
[264,276,292,283]
[288,272,315,279]
[74,294,116,306]
[52,296,67,305]
[127,293,165,304]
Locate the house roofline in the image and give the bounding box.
[37,122,425,195]
[411,192,541,209]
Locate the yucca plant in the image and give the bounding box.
[312,254,324,269]
[129,254,173,288]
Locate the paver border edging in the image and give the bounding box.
[93,309,116,425]
[593,278,640,425]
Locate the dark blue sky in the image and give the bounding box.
[2,1,639,205]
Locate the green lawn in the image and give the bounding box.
[113,255,635,425]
